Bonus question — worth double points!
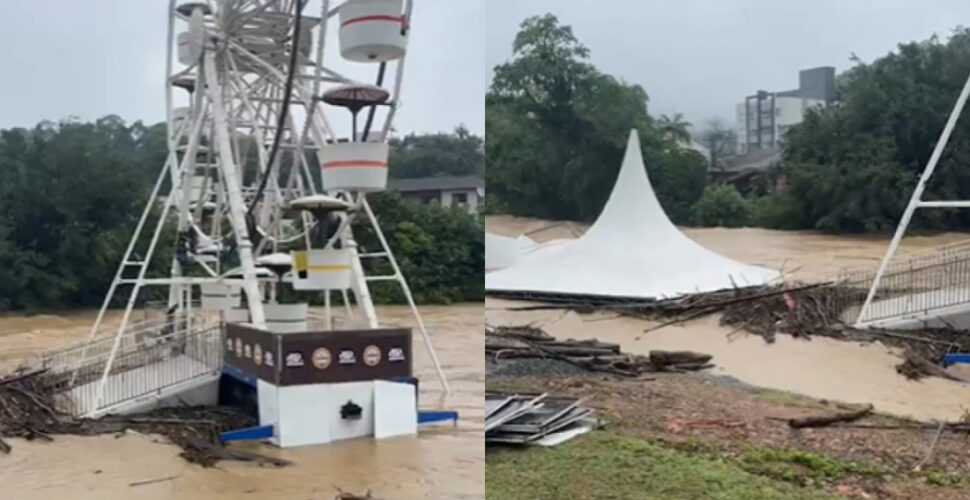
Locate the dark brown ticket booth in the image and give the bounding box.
[224,323,413,386]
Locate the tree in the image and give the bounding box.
[387,126,483,179]
[697,119,737,170]
[486,14,707,223]
[355,193,484,304]
[658,113,692,144]
[0,117,168,309]
[779,28,970,233]
[693,184,750,227]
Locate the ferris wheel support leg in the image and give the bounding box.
[361,198,450,394]
[348,238,379,328]
[90,100,211,412]
[341,289,353,318]
[92,172,184,413]
[203,52,266,329]
[855,68,970,326]
[84,152,176,344]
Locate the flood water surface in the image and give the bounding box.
[0,304,484,500]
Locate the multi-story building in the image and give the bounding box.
[735,66,836,154]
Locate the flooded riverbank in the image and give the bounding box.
[0,304,484,500]
[485,216,970,422]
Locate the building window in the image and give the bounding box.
[452,192,468,206]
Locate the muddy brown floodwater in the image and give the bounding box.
[0,304,484,500]
[486,215,970,422]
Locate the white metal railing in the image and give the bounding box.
[39,312,222,416]
[837,239,970,324]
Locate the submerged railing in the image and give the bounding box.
[836,239,970,325]
[39,311,222,416]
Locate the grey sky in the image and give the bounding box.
[485,0,970,130]
[0,0,484,135]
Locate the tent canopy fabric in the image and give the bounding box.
[485,233,538,271]
[485,130,780,300]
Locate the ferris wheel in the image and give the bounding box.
[85,0,449,395]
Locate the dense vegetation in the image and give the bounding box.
[0,117,483,311]
[780,28,970,233]
[387,126,483,179]
[485,14,708,224]
[487,17,970,235]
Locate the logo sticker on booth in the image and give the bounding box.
[312,348,332,370]
[253,344,263,366]
[388,347,406,362]
[363,345,381,367]
[286,352,304,367]
[264,351,275,367]
[338,349,356,365]
[244,344,252,358]
[235,338,243,358]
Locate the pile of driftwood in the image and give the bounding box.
[507,282,970,381]
[0,367,287,467]
[487,325,713,376]
[718,283,849,342]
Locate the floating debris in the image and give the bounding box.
[0,367,286,467]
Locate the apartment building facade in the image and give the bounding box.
[735,66,836,154]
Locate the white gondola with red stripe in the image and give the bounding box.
[319,141,389,192]
[338,0,408,62]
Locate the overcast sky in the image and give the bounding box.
[0,0,484,135]
[486,0,970,130]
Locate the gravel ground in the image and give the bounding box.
[486,358,593,378]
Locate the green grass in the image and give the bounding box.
[922,469,962,487]
[486,431,836,500]
[735,445,886,486]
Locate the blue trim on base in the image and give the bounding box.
[943,353,970,366]
[418,410,459,425]
[222,364,257,387]
[220,424,274,443]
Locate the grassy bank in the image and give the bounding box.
[486,375,970,499]
[486,431,834,499]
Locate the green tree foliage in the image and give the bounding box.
[0,116,166,310]
[355,193,484,304]
[388,126,483,178]
[0,117,483,311]
[693,184,751,227]
[781,28,970,233]
[485,14,707,223]
[658,113,692,144]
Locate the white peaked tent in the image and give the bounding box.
[485,233,538,271]
[485,130,780,300]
